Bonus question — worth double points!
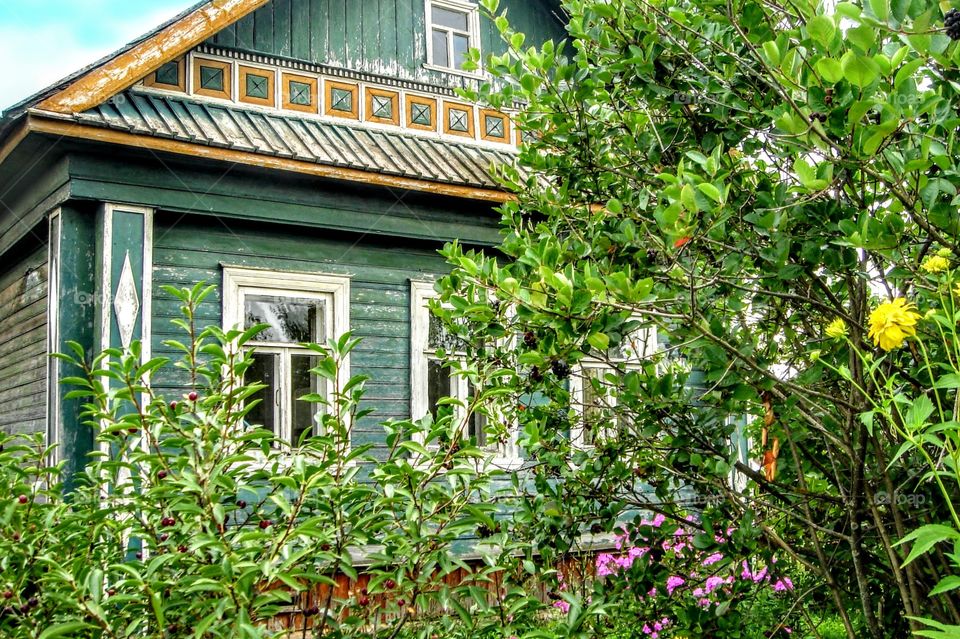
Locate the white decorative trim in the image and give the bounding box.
[424,0,484,76]
[570,324,658,449]
[113,252,140,349]
[46,209,62,462]
[137,45,514,150]
[222,266,352,446]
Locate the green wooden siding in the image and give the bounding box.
[151,215,453,454]
[208,0,565,87]
[0,245,47,436]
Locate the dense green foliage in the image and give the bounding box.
[434,0,960,636]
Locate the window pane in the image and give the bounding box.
[466,381,487,447]
[245,295,323,344]
[582,368,608,446]
[291,354,322,445]
[452,34,470,69]
[432,28,449,68]
[428,313,467,352]
[432,6,469,30]
[427,358,452,418]
[246,352,279,436]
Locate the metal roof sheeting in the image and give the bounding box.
[72,90,516,190]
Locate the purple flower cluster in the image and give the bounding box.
[592,514,795,635]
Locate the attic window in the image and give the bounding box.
[426,1,480,73]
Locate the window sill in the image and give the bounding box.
[422,63,487,80]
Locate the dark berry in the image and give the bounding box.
[2,591,12,600]
[27,598,37,609]
[259,520,271,530]
[947,10,960,40]
[385,579,396,590]
[169,401,178,411]
[321,543,331,551]
[11,533,19,542]
[236,500,247,509]
[178,545,188,553]
[523,331,538,349]
[358,595,370,606]
[551,360,571,379]
[397,599,406,607]
[107,588,117,597]
[305,605,320,616]
[135,552,143,560]
[157,470,167,480]
[159,533,169,542]
[530,366,543,383]
[128,428,139,434]
[188,392,199,402]
[17,495,27,505]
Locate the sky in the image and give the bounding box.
[0,0,196,111]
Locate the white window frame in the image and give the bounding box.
[570,324,658,449]
[222,267,351,446]
[424,0,484,77]
[410,280,521,469]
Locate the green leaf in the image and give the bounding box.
[905,395,935,431]
[807,16,835,48]
[898,524,960,566]
[842,51,880,88]
[931,576,960,596]
[587,332,610,352]
[761,41,780,66]
[698,183,722,203]
[40,623,95,639]
[816,58,844,83]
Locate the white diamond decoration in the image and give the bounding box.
[114,251,140,349]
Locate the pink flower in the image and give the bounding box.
[666,575,685,595]
[773,577,794,592]
[702,552,724,566]
[705,575,725,594]
[553,600,570,613]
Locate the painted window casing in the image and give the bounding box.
[569,325,658,448]
[223,268,350,446]
[424,0,482,76]
[410,281,520,468]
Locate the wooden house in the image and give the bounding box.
[0,0,566,474]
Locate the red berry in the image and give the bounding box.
[159,533,169,542]
[135,552,143,560]
[17,495,27,505]
[259,520,271,530]
[188,392,198,402]
[397,599,406,607]
[11,533,19,542]
[169,401,178,411]
[236,500,246,509]
[2,591,11,600]
[178,545,188,553]
[107,589,116,597]
[385,579,396,590]
[358,595,370,606]
[674,236,692,248]
[157,470,167,480]
[128,428,139,434]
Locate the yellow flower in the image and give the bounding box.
[868,298,921,351]
[825,318,847,339]
[921,255,950,274]
[954,283,960,300]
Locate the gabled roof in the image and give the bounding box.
[4,0,269,119]
[0,0,526,200]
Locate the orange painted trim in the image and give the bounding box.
[143,57,186,93]
[324,80,360,121]
[405,94,437,132]
[281,73,319,114]
[36,0,269,114]
[443,101,475,139]
[238,65,276,108]
[364,87,400,126]
[193,57,233,100]
[479,109,511,144]
[25,115,512,203]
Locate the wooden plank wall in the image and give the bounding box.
[208,0,567,88]
[151,214,452,458]
[0,246,48,436]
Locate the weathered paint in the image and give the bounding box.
[208,0,566,87]
[36,0,271,114]
[0,243,48,437]
[26,116,512,203]
[47,204,97,484]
